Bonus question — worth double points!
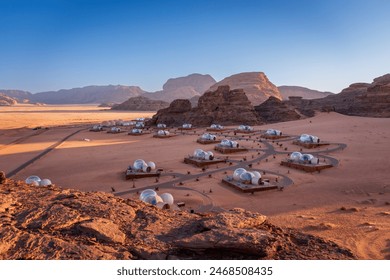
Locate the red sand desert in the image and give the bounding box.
[0,105,389,259]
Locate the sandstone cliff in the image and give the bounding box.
[143,74,216,102]
[0,94,18,106]
[278,86,334,100]
[111,96,169,111]
[208,72,281,105]
[286,73,390,118]
[0,174,355,260]
[255,96,302,123]
[148,86,259,126]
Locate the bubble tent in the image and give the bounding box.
[214,139,248,154]
[25,176,52,187]
[139,189,175,209]
[293,133,329,149]
[129,128,143,135]
[197,133,219,144]
[184,146,226,167]
[235,125,254,133]
[222,168,278,193]
[125,159,161,180]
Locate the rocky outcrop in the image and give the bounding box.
[143,74,216,102]
[278,86,334,100]
[0,176,355,260]
[255,96,302,123]
[0,90,33,103]
[208,72,281,105]
[111,96,169,111]
[149,86,260,126]
[33,85,145,104]
[0,94,18,106]
[285,73,390,118]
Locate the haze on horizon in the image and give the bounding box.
[1,0,389,94]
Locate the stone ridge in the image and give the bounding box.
[111,96,169,111]
[148,85,260,126]
[0,175,355,260]
[208,72,282,105]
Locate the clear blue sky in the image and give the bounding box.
[1,0,389,93]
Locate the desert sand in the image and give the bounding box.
[0,105,389,259]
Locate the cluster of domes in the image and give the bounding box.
[25,175,52,187]
[220,139,239,148]
[193,149,214,160]
[299,134,319,143]
[232,168,262,185]
[201,133,216,141]
[130,159,156,173]
[290,152,319,164]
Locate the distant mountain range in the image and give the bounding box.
[0,72,345,107]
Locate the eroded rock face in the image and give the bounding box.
[111,96,169,111]
[148,86,260,126]
[208,72,282,105]
[255,96,302,123]
[0,94,18,106]
[0,176,355,260]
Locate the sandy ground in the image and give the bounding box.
[0,105,389,259]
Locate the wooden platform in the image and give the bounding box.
[214,145,248,154]
[261,134,289,140]
[206,128,229,132]
[125,170,161,180]
[177,127,193,131]
[152,134,177,138]
[234,129,254,134]
[184,157,227,167]
[292,140,330,149]
[280,160,333,172]
[128,132,146,136]
[222,177,278,193]
[196,138,220,144]
[107,131,124,134]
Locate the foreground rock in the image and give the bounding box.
[111,96,169,111]
[0,177,355,260]
[208,72,282,105]
[255,96,302,123]
[149,86,259,126]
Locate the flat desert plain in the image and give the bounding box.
[1,104,389,259]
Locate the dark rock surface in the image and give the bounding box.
[111,96,169,111]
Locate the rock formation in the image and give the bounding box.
[285,73,390,118]
[0,90,33,103]
[208,72,281,105]
[0,94,18,106]
[111,96,169,111]
[255,96,302,123]
[149,86,260,126]
[33,85,145,104]
[0,176,355,260]
[143,73,216,102]
[278,86,334,100]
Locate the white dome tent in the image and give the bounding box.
[182,123,192,129]
[157,123,167,128]
[210,124,224,129]
[201,133,217,141]
[220,139,239,148]
[238,125,253,132]
[135,122,145,128]
[131,128,143,134]
[193,149,214,160]
[290,152,319,165]
[157,130,170,136]
[266,129,282,136]
[299,134,320,143]
[232,168,262,185]
[132,159,157,173]
[25,175,41,186]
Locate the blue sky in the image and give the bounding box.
[1,0,389,93]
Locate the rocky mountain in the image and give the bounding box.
[255,96,302,123]
[0,173,355,260]
[208,72,282,106]
[111,96,169,111]
[0,94,18,106]
[33,85,145,104]
[0,89,33,103]
[143,73,216,102]
[286,73,390,118]
[148,86,260,126]
[278,86,334,100]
